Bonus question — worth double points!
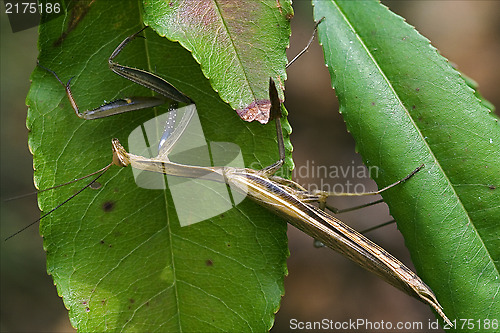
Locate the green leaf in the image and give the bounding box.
[313,0,500,329]
[143,0,293,124]
[27,1,289,331]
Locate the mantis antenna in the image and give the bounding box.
[4,163,113,241]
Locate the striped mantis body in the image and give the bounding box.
[35,27,451,326]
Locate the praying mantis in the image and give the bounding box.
[29,25,452,328]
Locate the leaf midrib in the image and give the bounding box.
[139,18,184,332]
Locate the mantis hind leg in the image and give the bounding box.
[260,18,326,177]
[259,78,286,176]
[312,164,424,211]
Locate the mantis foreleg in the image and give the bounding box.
[39,27,192,120]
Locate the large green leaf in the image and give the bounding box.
[27,0,289,331]
[143,0,293,124]
[313,0,500,330]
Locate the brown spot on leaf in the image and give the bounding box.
[102,201,115,212]
[100,239,112,248]
[206,259,213,266]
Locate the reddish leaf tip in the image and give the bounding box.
[236,100,271,124]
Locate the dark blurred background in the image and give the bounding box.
[1,1,499,332]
